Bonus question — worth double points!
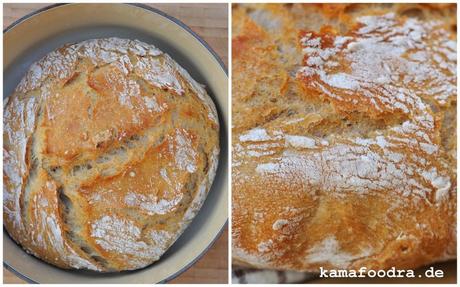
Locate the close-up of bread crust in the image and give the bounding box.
[3,38,219,272]
[232,4,456,272]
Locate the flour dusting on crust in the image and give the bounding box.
[232,5,456,272]
[4,37,220,271]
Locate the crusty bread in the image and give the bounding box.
[3,38,219,272]
[232,4,456,271]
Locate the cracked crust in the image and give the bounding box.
[232,4,456,272]
[3,38,219,272]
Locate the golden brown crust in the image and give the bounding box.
[232,4,456,272]
[4,38,219,271]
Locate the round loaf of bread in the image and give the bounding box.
[232,4,456,271]
[3,38,219,271]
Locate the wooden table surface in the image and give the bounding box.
[3,3,228,284]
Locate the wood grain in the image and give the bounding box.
[3,3,228,284]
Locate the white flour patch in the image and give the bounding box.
[91,215,169,265]
[172,129,198,173]
[240,128,271,142]
[124,192,182,215]
[285,135,316,149]
[272,219,289,231]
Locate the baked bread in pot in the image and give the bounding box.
[232,3,456,271]
[4,38,219,272]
